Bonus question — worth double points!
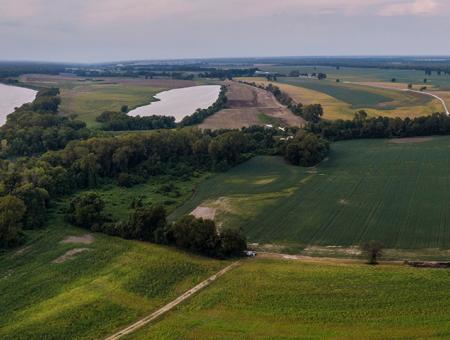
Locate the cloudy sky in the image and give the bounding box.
[1,0,449,62]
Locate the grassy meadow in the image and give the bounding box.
[0,207,225,339]
[128,258,450,339]
[172,137,450,254]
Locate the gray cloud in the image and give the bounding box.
[1,0,449,62]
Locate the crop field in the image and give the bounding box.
[239,77,443,120]
[0,209,225,339]
[172,137,450,251]
[18,75,196,127]
[128,259,450,339]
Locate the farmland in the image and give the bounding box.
[198,81,305,129]
[128,258,450,339]
[0,209,225,339]
[172,137,450,253]
[239,76,444,120]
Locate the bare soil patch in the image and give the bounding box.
[11,245,32,258]
[390,137,433,144]
[52,248,91,264]
[61,234,95,245]
[190,206,216,220]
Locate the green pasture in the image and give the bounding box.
[0,209,224,339]
[173,137,450,250]
[129,259,450,339]
[59,83,164,127]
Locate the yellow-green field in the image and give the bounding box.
[238,77,443,120]
[0,213,225,339]
[128,258,450,339]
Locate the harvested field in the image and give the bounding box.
[199,81,305,129]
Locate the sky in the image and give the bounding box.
[1,0,449,63]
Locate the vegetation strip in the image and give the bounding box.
[105,261,240,339]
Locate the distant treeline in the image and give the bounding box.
[0,62,69,79]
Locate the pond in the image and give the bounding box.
[128,85,221,122]
[0,83,37,125]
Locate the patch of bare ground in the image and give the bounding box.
[61,234,95,245]
[11,245,32,258]
[199,81,305,130]
[52,248,91,264]
[390,137,433,144]
[190,207,216,220]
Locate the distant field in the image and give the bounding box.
[19,75,196,127]
[129,259,450,339]
[259,65,450,90]
[0,212,224,339]
[172,137,450,251]
[239,77,444,120]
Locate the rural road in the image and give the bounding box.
[405,89,450,115]
[105,261,241,340]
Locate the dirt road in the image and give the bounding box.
[406,89,449,115]
[105,261,240,339]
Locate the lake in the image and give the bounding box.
[128,85,221,122]
[0,84,37,125]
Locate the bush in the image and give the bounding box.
[0,195,26,248]
[66,192,105,229]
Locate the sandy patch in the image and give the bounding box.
[390,137,433,144]
[190,206,216,220]
[61,234,95,245]
[53,248,91,264]
[253,177,276,185]
[338,198,349,205]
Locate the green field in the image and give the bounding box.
[128,259,450,339]
[0,209,225,339]
[280,77,395,109]
[172,137,450,251]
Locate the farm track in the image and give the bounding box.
[105,261,241,339]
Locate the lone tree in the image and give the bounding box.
[361,240,384,265]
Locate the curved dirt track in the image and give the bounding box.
[105,261,240,339]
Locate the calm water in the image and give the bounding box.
[0,84,37,125]
[128,85,221,122]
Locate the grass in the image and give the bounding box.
[0,209,225,339]
[60,83,164,127]
[172,137,450,253]
[128,259,450,339]
[95,174,207,221]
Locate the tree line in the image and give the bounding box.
[66,192,247,258]
[308,110,450,141]
[240,81,324,123]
